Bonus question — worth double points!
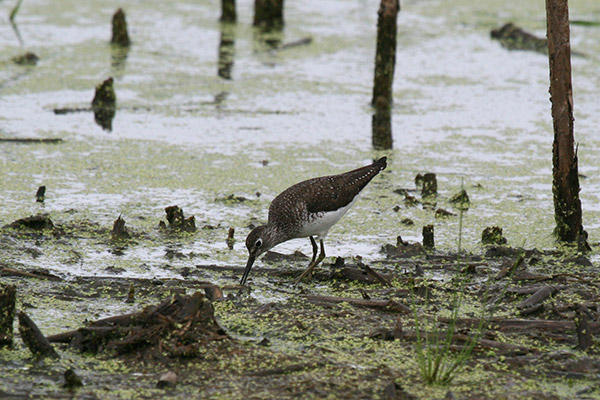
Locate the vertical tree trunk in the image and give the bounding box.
[545,0,584,243]
[371,0,400,107]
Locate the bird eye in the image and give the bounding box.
[255,239,262,248]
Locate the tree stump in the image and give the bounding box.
[220,0,236,23]
[91,77,117,131]
[0,285,16,347]
[253,0,284,30]
[422,225,434,249]
[111,9,131,47]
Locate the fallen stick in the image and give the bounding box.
[438,317,600,333]
[47,312,137,343]
[18,311,60,359]
[247,362,322,377]
[0,138,63,143]
[517,285,557,309]
[0,267,63,281]
[357,258,392,287]
[335,267,395,285]
[304,295,411,314]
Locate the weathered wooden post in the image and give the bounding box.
[110,9,131,75]
[371,0,399,150]
[111,9,130,47]
[253,0,284,30]
[423,225,434,249]
[545,0,586,245]
[371,0,399,107]
[91,77,117,131]
[221,0,236,23]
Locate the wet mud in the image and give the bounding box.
[1,216,599,399]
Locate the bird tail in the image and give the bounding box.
[374,156,387,171]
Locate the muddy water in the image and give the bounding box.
[1,1,599,294]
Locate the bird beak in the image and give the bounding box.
[240,254,256,285]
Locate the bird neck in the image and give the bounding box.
[263,223,289,248]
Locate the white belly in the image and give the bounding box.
[297,198,357,238]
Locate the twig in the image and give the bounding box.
[304,294,411,314]
[0,138,63,143]
[0,267,63,281]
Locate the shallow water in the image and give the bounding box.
[1,0,600,282]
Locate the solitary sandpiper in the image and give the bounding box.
[240,157,387,285]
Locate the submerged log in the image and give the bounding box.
[4,215,54,230]
[11,52,39,66]
[491,23,547,54]
[278,37,312,50]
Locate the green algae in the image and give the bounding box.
[2,253,599,399]
[1,0,600,397]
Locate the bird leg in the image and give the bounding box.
[295,238,326,284]
[309,236,318,264]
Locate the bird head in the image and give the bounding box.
[240,225,277,285]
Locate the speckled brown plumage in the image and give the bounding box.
[267,157,387,240]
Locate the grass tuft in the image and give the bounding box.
[411,178,517,385]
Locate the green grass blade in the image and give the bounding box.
[10,0,24,22]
